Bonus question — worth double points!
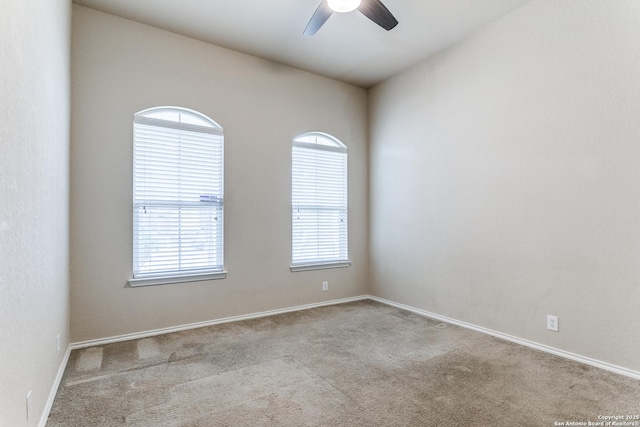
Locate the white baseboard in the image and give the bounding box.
[69,294,640,380]
[368,295,640,381]
[70,295,370,350]
[38,345,71,427]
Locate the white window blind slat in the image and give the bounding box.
[133,107,224,280]
[292,132,348,267]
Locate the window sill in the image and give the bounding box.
[128,271,227,287]
[290,261,351,272]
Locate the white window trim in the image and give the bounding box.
[128,271,227,287]
[291,132,350,271]
[290,261,351,273]
[131,106,225,285]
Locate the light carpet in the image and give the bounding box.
[46,300,640,426]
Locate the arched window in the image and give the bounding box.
[130,107,225,286]
[291,132,350,270]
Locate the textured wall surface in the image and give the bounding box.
[70,6,368,342]
[369,0,640,372]
[0,0,71,425]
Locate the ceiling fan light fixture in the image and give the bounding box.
[327,0,361,13]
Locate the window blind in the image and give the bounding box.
[133,109,224,279]
[292,136,348,266]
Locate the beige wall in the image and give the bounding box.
[0,0,71,425]
[3,1,639,423]
[369,0,640,372]
[70,5,368,342]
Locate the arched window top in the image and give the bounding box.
[135,106,222,133]
[293,132,346,153]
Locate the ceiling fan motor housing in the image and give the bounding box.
[328,0,362,13]
[304,0,398,36]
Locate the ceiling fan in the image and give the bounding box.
[304,0,398,35]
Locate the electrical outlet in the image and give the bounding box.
[547,315,558,332]
[322,281,328,292]
[56,334,61,354]
[26,390,31,421]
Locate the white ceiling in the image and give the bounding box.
[73,0,533,88]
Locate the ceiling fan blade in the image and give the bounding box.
[304,1,334,35]
[357,0,398,31]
